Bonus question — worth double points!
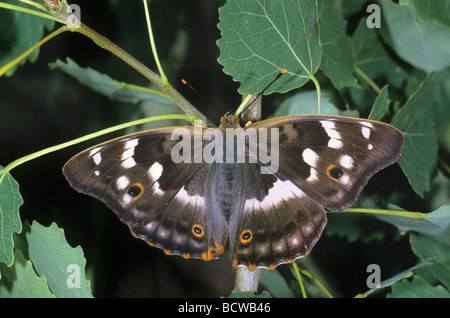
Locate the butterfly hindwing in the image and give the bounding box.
[63,127,228,260]
[228,163,327,270]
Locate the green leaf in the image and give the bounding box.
[0,166,23,267]
[317,0,356,89]
[380,0,450,73]
[49,58,174,106]
[352,20,408,88]
[375,205,450,246]
[400,0,450,28]
[25,221,93,298]
[217,0,321,94]
[387,275,450,298]
[273,90,341,116]
[260,267,296,297]
[368,85,389,121]
[359,259,433,297]
[0,249,55,298]
[0,0,55,76]
[410,233,450,290]
[391,74,438,196]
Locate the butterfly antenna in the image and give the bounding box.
[181,78,223,117]
[239,68,287,115]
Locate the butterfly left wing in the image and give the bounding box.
[248,115,405,211]
[228,162,327,270]
[229,115,404,269]
[63,127,228,261]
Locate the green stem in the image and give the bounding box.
[299,268,334,298]
[143,0,168,85]
[355,67,381,94]
[0,1,66,24]
[75,23,213,126]
[310,75,321,114]
[292,262,307,298]
[234,94,254,117]
[16,0,46,11]
[120,82,171,100]
[5,114,196,172]
[0,25,69,76]
[329,208,426,219]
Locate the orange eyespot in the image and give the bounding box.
[128,183,144,199]
[326,165,343,181]
[192,224,204,238]
[240,229,252,244]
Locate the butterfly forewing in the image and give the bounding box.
[63,127,228,260]
[248,115,404,211]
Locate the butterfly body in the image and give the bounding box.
[63,114,404,270]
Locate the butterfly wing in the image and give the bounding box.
[248,115,405,211]
[228,163,327,270]
[229,115,404,269]
[63,127,228,261]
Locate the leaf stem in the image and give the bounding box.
[355,67,381,94]
[299,267,334,298]
[143,0,168,85]
[16,0,46,11]
[4,114,196,172]
[0,1,66,24]
[310,75,321,114]
[0,25,69,76]
[235,94,254,117]
[75,23,213,126]
[329,208,426,219]
[292,262,307,298]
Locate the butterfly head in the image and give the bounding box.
[219,113,241,130]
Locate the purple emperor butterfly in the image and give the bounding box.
[63,111,404,270]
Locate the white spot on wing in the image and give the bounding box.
[121,193,133,206]
[320,121,341,139]
[328,138,343,149]
[93,152,102,165]
[116,176,130,190]
[152,181,165,196]
[122,157,136,168]
[244,179,307,211]
[148,162,163,181]
[125,139,139,149]
[306,168,319,182]
[176,186,205,208]
[340,174,351,186]
[361,127,371,139]
[368,144,373,150]
[360,121,373,128]
[122,139,138,160]
[302,148,319,167]
[89,147,102,156]
[339,155,354,169]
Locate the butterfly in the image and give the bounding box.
[63,111,404,270]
